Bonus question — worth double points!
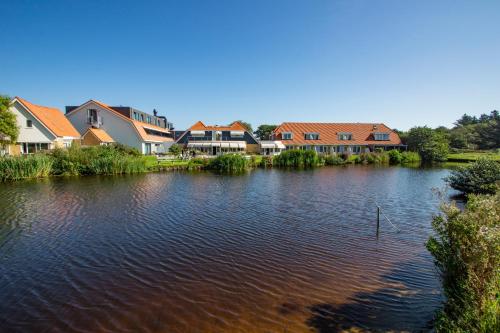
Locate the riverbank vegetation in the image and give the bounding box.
[0,145,148,181]
[427,193,500,332]
[446,158,500,195]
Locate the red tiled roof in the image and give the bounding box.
[15,97,80,138]
[273,122,402,145]
[189,121,246,131]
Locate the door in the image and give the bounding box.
[145,143,152,155]
[212,146,217,155]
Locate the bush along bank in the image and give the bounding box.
[427,193,500,332]
[445,158,500,195]
[0,145,148,181]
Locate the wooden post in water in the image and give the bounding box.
[376,206,380,237]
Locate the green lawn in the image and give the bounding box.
[142,156,189,168]
[447,152,500,162]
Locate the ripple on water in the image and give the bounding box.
[0,166,451,332]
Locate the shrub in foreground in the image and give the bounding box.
[446,158,500,194]
[426,193,500,332]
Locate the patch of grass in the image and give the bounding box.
[447,152,500,163]
[0,154,53,181]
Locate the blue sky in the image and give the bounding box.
[1,0,499,130]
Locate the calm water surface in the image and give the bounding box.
[0,166,453,332]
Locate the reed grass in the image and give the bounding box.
[0,154,53,181]
[273,149,320,167]
[208,154,248,172]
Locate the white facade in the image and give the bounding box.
[9,100,76,154]
[66,101,171,154]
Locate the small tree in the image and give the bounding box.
[231,120,252,133]
[406,126,449,162]
[254,124,277,140]
[0,95,19,145]
[446,158,500,195]
[427,193,500,332]
[168,143,182,155]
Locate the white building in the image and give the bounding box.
[7,97,80,155]
[66,100,173,154]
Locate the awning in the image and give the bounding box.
[260,141,285,149]
[238,142,246,149]
[187,141,245,148]
[221,142,230,148]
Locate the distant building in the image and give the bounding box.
[66,100,173,154]
[176,121,259,155]
[7,97,80,155]
[272,123,404,154]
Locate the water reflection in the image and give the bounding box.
[0,166,452,332]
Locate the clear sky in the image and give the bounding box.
[1,0,499,130]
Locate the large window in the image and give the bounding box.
[282,132,293,140]
[374,133,390,141]
[338,133,352,140]
[304,133,319,140]
[21,142,49,154]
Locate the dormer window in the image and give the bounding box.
[304,133,320,140]
[374,133,390,141]
[338,133,353,140]
[282,132,293,140]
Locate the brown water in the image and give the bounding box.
[0,166,452,332]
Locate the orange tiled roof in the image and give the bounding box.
[85,128,115,143]
[273,122,402,145]
[189,121,246,131]
[89,100,172,142]
[15,97,80,138]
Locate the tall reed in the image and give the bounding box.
[0,155,53,181]
[273,149,320,167]
[208,154,248,173]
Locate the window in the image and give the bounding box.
[304,133,319,140]
[141,114,144,122]
[26,119,33,128]
[374,133,390,141]
[338,133,352,140]
[87,109,98,124]
[282,132,293,140]
[21,142,49,154]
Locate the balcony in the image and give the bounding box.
[87,116,103,128]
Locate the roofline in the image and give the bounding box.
[12,97,58,138]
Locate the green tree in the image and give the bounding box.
[231,120,252,133]
[254,124,277,140]
[0,95,19,145]
[446,158,500,194]
[168,143,182,155]
[406,126,449,162]
[426,193,500,332]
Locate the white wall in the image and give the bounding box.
[66,101,144,152]
[10,101,55,144]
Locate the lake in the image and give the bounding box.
[0,166,452,332]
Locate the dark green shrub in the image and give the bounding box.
[446,158,500,194]
[168,143,182,155]
[427,193,500,332]
[112,143,141,156]
[388,149,402,164]
[324,155,345,165]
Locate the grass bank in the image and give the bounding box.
[447,151,500,163]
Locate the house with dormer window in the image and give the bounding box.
[65,100,174,154]
[175,121,260,155]
[272,122,404,154]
